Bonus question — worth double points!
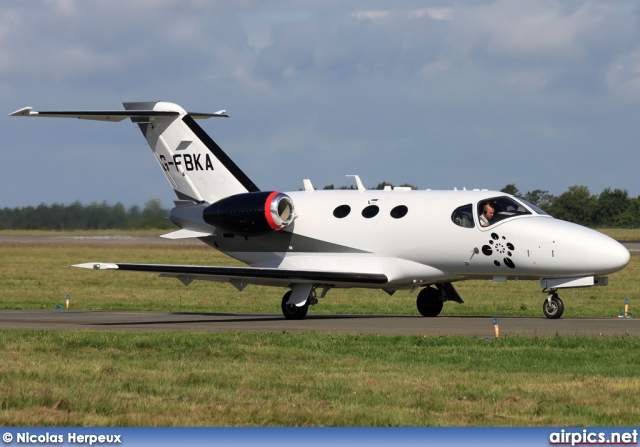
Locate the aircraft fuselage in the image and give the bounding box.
[179,189,629,290]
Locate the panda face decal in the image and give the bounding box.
[481,232,516,268]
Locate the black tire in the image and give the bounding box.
[542,294,564,319]
[281,290,309,320]
[416,286,444,317]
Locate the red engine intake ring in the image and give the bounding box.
[264,191,294,230]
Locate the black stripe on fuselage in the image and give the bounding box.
[199,231,370,254]
[182,115,260,193]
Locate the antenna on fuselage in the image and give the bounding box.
[302,179,314,191]
[346,175,365,191]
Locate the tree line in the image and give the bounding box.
[0,199,173,230]
[2,184,640,230]
[500,184,640,228]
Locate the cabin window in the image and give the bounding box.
[452,204,474,228]
[390,205,408,219]
[333,205,351,218]
[478,196,532,227]
[362,205,380,218]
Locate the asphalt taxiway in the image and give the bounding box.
[0,310,638,337]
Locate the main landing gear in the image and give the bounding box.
[416,283,464,317]
[281,286,320,320]
[281,290,309,320]
[542,290,564,319]
[416,286,443,317]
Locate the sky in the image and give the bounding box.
[2,0,640,208]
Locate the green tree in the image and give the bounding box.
[372,181,394,190]
[594,188,631,228]
[500,183,521,196]
[523,189,555,210]
[548,185,596,226]
[138,199,173,229]
[618,198,640,228]
[127,204,141,228]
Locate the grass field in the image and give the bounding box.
[0,232,639,427]
[1,331,639,426]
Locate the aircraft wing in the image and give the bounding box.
[73,263,388,288]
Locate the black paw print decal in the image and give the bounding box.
[481,232,516,269]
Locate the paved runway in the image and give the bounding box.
[0,310,638,337]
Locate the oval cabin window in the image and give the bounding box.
[390,205,408,219]
[362,205,380,218]
[333,205,351,218]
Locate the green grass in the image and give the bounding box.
[1,330,639,426]
[0,229,166,237]
[597,228,640,241]
[0,242,636,318]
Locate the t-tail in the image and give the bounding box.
[10,101,259,204]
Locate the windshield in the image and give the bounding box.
[478,196,532,227]
[515,197,550,216]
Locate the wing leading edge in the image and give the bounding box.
[73,263,389,288]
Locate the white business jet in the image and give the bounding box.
[11,102,630,320]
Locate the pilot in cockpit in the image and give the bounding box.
[479,202,495,227]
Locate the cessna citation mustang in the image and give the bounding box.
[11,102,630,320]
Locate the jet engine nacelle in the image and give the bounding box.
[203,191,295,236]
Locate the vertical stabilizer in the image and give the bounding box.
[124,101,259,203]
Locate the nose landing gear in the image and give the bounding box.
[542,290,564,319]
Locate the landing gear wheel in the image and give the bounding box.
[542,294,564,319]
[281,290,309,320]
[417,286,444,317]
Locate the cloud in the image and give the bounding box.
[450,0,638,94]
[3,0,640,208]
[408,8,454,20]
[351,10,389,20]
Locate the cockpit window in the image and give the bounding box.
[452,204,474,228]
[515,197,550,216]
[478,196,532,227]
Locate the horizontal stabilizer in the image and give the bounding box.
[160,229,213,239]
[72,262,388,287]
[9,107,228,121]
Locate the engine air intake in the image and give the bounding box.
[203,191,295,236]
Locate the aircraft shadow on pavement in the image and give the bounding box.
[94,312,422,327]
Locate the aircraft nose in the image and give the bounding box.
[584,233,630,275]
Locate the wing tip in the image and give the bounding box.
[72,262,119,270]
[9,107,35,117]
